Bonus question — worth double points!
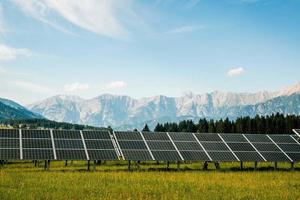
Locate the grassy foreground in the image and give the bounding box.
[0,161,300,200]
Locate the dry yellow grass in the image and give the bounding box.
[0,161,299,200]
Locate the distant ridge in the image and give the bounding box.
[27,82,300,129]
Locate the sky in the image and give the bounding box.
[0,0,299,105]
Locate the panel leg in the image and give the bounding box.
[156,161,159,165]
[34,160,37,167]
[254,162,258,171]
[167,161,170,170]
[44,160,47,170]
[274,162,278,170]
[240,162,243,170]
[214,162,220,170]
[203,161,208,170]
[128,160,131,171]
[93,160,96,172]
[87,160,90,171]
[48,160,50,170]
[65,160,68,167]
[291,162,295,171]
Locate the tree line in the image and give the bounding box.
[150,113,300,134]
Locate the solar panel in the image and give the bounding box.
[195,133,222,142]
[269,135,297,144]
[226,142,257,152]
[207,151,238,161]
[52,130,87,160]
[244,134,272,143]
[114,131,153,161]
[220,134,247,143]
[260,152,291,162]
[147,141,176,150]
[83,130,118,160]
[180,151,210,161]
[234,152,265,162]
[143,132,170,141]
[21,130,54,160]
[201,142,230,151]
[174,142,203,151]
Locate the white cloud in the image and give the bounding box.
[105,81,128,90]
[0,44,32,60]
[64,82,89,92]
[12,80,54,94]
[166,25,204,34]
[227,67,244,77]
[12,0,135,38]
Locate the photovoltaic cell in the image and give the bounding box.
[260,152,291,162]
[168,132,196,141]
[244,134,272,143]
[87,150,118,160]
[82,130,111,140]
[0,139,19,148]
[207,151,238,161]
[56,150,87,160]
[0,129,19,138]
[286,153,300,161]
[151,151,182,161]
[143,132,170,141]
[180,151,210,161]
[122,150,153,161]
[226,143,256,152]
[201,142,230,151]
[220,134,247,143]
[85,140,114,150]
[23,149,54,160]
[114,131,142,140]
[118,141,148,150]
[53,130,81,139]
[0,149,20,160]
[252,143,281,152]
[277,144,300,152]
[22,130,51,139]
[174,142,203,151]
[54,139,84,149]
[147,141,176,150]
[195,133,222,142]
[269,135,297,144]
[22,139,52,149]
[234,152,265,162]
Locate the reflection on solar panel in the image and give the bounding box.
[114,131,153,161]
[82,130,118,160]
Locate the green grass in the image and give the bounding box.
[0,161,300,200]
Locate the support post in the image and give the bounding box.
[34,160,37,167]
[65,160,68,167]
[214,162,220,170]
[97,160,102,165]
[93,160,96,172]
[291,162,295,171]
[254,162,258,171]
[156,161,159,165]
[87,160,90,171]
[274,162,278,170]
[44,160,48,170]
[203,161,208,170]
[167,161,170,170]
[48,160,50,169]
[128,160,131,171]
[240,161,243,170]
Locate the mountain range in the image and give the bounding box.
[26,82,300,130]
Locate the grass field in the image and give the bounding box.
[0,161,300,200]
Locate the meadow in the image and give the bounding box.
[0,161,300,200]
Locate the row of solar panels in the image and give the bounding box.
[0,129,300,162]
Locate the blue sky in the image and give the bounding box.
[0,0,299,104]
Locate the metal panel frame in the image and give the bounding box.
[292,129,300,138]
[19,129,23,160]
[112,130,124,159]
[80,130,90,160]
[50,129,57,160]
[138,130,155,160]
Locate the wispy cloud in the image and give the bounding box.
[227,67,244,77]
[0,44,32,60]
[64,82,89,92]
[12,80,54,94]
[105,81,128,90]
[166,25,204,34]
[12,0,137,39]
